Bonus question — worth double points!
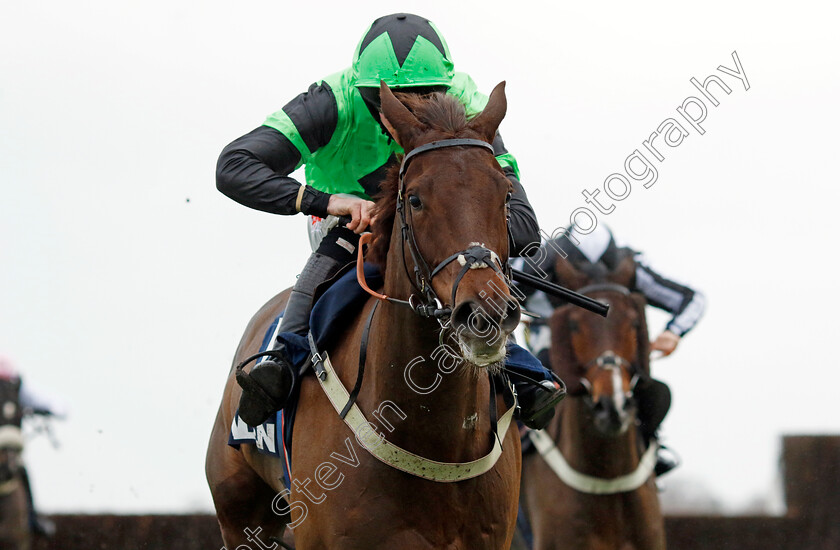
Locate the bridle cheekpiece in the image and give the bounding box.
[393,138,510,323]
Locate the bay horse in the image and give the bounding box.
[206,81,522,549]
[0,377,30,550]
[520,256,666,550]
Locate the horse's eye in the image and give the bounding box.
[408,195,422,210]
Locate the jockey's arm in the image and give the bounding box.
[216,81,339,219]
[216,125,331,218]
[19,381,68,418]
[490,134,540,258]
[505,170,541,258]
[633,254,706,356]
[216,125,373,232]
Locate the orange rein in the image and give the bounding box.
[357,232,389,302]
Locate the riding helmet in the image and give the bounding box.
[352,13,455,89]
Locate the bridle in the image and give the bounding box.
[571,284,644,404]
[578,350,640,408]
[528,283,658,493]
[308,143,521,483]
[242,137,518,388]
[360,138,514,327]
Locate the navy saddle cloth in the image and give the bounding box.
[228,264,383,487]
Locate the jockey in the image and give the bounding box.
[0,355,63,538]
[217,13,564,430]
[518,223,705,476]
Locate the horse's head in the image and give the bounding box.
[550,284,650,436]
[370,81,520,368]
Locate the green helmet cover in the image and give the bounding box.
[352,13,454,88]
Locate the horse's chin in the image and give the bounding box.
[458,338,506,374]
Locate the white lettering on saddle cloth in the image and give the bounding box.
[230,416,277,454]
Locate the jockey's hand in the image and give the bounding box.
[327,195,376,234]
[651,330,680,357]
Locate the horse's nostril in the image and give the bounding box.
[500,299,521,332]
[451,300,507,340]
[594,397,619,418]
[453,296,520,337]
[451,301,476,332]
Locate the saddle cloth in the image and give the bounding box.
[227,264,384,488]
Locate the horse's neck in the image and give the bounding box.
[558,397,642,478]
[361,258,494,462]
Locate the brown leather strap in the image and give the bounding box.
[356,233,390,301]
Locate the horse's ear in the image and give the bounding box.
[554,256,590,294]
[380,81,423,150]
[607,251,637,289]
[469,81,507,144]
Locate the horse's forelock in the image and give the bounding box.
[399,91,470,135]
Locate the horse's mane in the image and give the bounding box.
[368,91,477,268]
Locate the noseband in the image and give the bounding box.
[579,350,640,406]
[394,138,512,321]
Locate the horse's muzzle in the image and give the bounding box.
[593,396,633,436]
[451,298,520,366]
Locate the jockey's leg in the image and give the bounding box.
[236,226,359,427]
[635,377,680,475]
[503,341,566,430]
[20,467,55,538]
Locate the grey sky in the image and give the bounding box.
[1,0,838,513]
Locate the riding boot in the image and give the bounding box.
[236,249,352,428]
[513,377,566,430]
[235,288,309,427]
[634,376,679,476]
[653,441,681,477]
[504,342,566,430]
